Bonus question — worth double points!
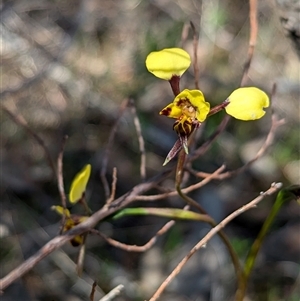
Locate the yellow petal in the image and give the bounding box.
[174,89,210,122]
[225,87,269,120]
[145,48,191,80]
[69,164,91,204]
[51,205,71,217]
[159,102,183,118]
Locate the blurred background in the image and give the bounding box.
[1,0,299,300]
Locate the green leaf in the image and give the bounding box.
[112,207,211,222]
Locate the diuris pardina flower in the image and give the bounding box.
[145,47,270,165]
[52,206,88,246]
[52,164,91,246]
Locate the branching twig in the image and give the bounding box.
[105,167,118,206]
[191,115,285,181]
[148,182,283,301]
[135,164,225,201]
[90,216,178,253]
[0,169,173,291]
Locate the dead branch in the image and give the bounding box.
[190,114,285,181]
[90,217,177,253]
[0,169,172,291]
[135,164,225,201]
[148,182,283,301]
[241,0,258,86]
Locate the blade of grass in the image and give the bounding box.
[235,185,300,301]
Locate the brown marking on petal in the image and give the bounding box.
[160,107,172,116]
[177,98,184,106]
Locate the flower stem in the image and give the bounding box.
[175,150,244,293]
[169,75,181,96]
[208,101,229,117]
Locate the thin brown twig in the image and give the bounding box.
[148,182,283,301]
[57,135,68,209]
[90,214,181,252]
[190,21,200,90]
[202,116,285,180]
[134,164,225,201]
[190,113,285,181]
[1,104,57,177]
[190,0,259,161]
[90,281,97,301]
[99,284,124,301]
[129,98,146,181]
[57,135,69,234]
[240,0,258,86]
[105,167,118,206]
[101,99,129,198]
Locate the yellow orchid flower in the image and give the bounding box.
[225,87,269,120]
[145,48,191,80]
[69,164,91,204]
[52,205,88,246]
[160,89,210,136]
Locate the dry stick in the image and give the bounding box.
[57,135,68,209]
[99,284,124,301]
[190,113,285,181]
[135,164,225,201]
[148,182,283,301]
[129,98,146,181]
[241,0,258,87]
[189,115,230,161]
[175,151,243,296]
[190,0,258,163]
[90,217,177,253]
[105,167,118,207]
[101,99,129,199]
[203,116,285,180]
[57,135,69,234]
[190,21,200,90]
[90,281,98,301]
[1,104,57,177]
[0,169,173,291]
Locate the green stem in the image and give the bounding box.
[175,150,244,291]
[235,186,300,301]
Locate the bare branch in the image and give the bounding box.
[57,135,69,209]
[105,167,118,206]
[148,182,283,301]
[0,169,172,291]
[135,165,225,201]
[99,284,124,301]
[90,216,177,253]
[241,0,258,86]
